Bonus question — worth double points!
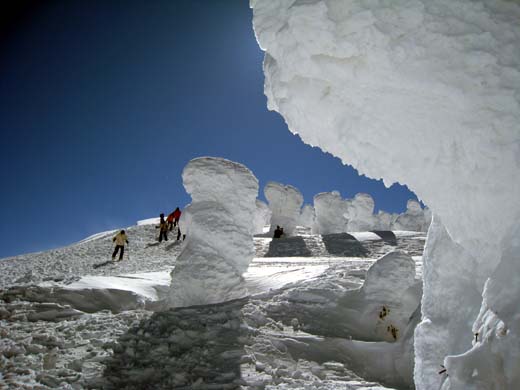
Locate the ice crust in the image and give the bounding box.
[167,157,259,307]
[251,0,520,388]
[264,181,304,236]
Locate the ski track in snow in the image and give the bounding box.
[0,225,425,389]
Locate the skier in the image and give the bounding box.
[112,230,129,261]
[273,225,284,239]
[156,213,168,242]
[172,207,182,227]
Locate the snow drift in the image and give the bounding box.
[251,0,520,389]
[167,157,259,307]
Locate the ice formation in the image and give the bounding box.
[264,181,303,236]
[314,190,427,233]
[345,193,376,232]
[341,250,421,343]
[252,0,520,388]
[298,204,315,229]
[168,157,259,307]
[393,200,430,232]
[373,210,398,231]
[313,191,348,234]
[253,199,271,235]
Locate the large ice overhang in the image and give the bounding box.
[251,0,520,260]
[251,1,520,389]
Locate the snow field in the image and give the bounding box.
[1,226,425,389]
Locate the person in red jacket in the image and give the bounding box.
[172,207,181,227]
[167,211,175,231]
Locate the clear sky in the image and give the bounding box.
[0,0,419,258]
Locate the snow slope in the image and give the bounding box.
[1,225,425,389]
[0,223,183,287]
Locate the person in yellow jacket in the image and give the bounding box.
[156,213,168,242]
[112,230,129,261]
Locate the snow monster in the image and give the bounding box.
[168,157,259,307]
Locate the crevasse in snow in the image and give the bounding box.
[251,0,520,388]
[167,157,259,307]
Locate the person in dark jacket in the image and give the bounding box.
[112,230,129,261]
[156,213,168,242]
[273,226,284,239]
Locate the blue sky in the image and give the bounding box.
[0,0,418,258]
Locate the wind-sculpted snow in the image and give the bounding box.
[253,199,271,235]
[298,204,316,230]
[252,0,520,388]
[314,191,348,234]
[393,200,431,233]
[373,211,398,231]
[167,157,259,307]
[345,193,376,232]
[264,181,303,236]
[256,250,421,389]
[315,191,428,233]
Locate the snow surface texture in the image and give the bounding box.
[264,181,304,236]
[248,248,422,389]
[0,224,182,288]
[0,224,426,389]
[251,1,520,388]
[167,157,259,307]
[253,199,271,234]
